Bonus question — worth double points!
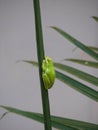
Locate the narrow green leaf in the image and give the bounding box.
[23,60,98,86]
[51,115,98,130]
[66,59,98,68]
[56,71,98,102]
[88,46,98,52]
[0,106,98,130]
[0,106,78,130]
[92,16,98,22]
[54,63,98,86]
[22,60,38,66]
[51,26,98,61]
[22,60,98,102]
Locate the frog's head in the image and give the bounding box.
[45,56,53,65]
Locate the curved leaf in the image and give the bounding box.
[23,60,98,86]
[51,26,98,61]
[56,71,98,102]
[54,62,98,86]
[0,106,98,130]
[22,60,98,102]
[66,59,98,68]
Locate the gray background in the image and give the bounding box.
[0,0,98,130]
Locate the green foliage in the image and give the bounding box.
[22,60,98,102]
[54,62,98,86]
[0,106,98,130]
[0,0,98,129]
[33,0,52,129]
[65,59,98,68]
[51,26,98,61]
[88,46,98,52]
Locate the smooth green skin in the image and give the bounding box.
[42,56,56,89]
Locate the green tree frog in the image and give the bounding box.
[42,56,56,90]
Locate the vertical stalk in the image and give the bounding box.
[33,0,52,130]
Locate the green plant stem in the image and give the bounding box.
[33,0,52,130]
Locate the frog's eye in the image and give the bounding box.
[42,56,56,90]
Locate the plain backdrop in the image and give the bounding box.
[0,0,98,130]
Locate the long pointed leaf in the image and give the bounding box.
[56,71,98,102]
[0,106,78,130]
[66,59,98,68]
[51,26,98,61]
[54,63,98,86]
[23,60,98,86]
[22,60,98,102]
[0,106,98,130]
[51,115,98,130]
